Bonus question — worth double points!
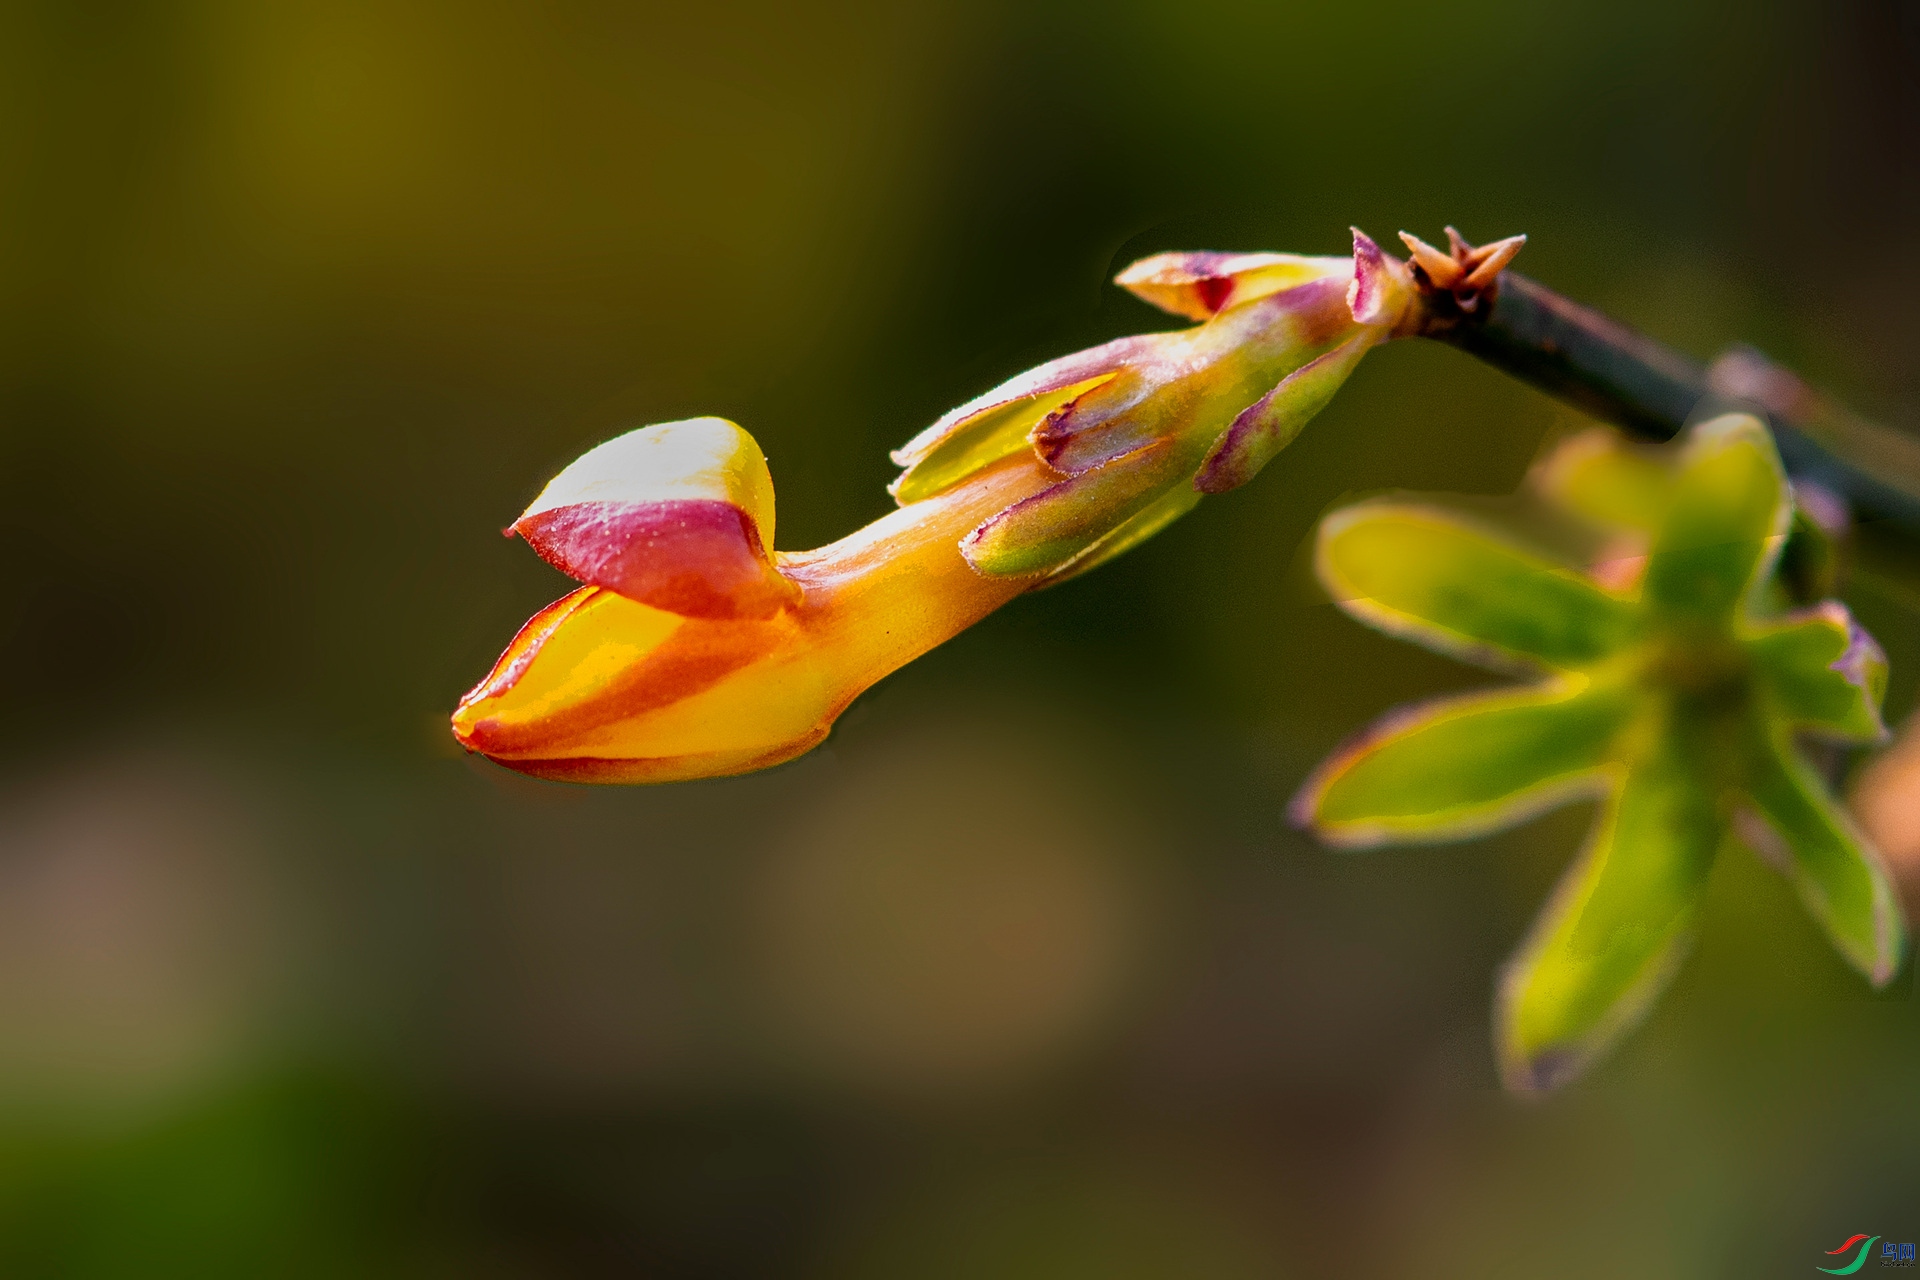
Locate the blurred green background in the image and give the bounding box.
[1,0,1917,1275]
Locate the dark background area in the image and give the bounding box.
[0,0,1916,1275]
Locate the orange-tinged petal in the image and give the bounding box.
[452,587,778,756]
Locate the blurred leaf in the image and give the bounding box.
[1497,733,1717,1093]
[1316,502,1638,673]
[1300,416,1909,1092]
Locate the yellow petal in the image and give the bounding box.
[1114,250,1349,321]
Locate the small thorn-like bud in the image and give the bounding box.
[1462,235,1526,289]
[1398,231,1463,288]
[1444,226,1474,259]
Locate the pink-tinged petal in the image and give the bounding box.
[1346,228,1415,329]
[1113,250,1350,321]
[520,416,778,543]
[512,417,797,619]
[1194,331,1376,494]
[516,498,796,619]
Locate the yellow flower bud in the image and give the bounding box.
[454,231,1422,782]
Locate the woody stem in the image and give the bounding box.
[1421,272,1920,535]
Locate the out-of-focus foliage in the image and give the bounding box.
[1296,417,1904,1090]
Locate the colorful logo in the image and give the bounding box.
[1819,1235,1917,1272]
[1821,1236,1880,1274]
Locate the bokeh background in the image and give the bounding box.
[2,0,1918,1275]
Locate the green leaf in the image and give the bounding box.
[1531,428,1673,533]
[1316,503,1637,672]
[1741,729,1906,984]
[1744,602,1888,742]
[1642,415,1789,621]
[1497,736,1719,1092]
[1295,681,1628,847]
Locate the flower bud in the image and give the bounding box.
[454,230,1424,782]
[897,230,1416,582]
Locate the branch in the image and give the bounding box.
[1416,266,1920,533]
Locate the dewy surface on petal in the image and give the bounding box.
[1742,728,1906,985]
[1642,414,1790,621]
[512,417,798,619]
[1113,250,1350,321]
[1295,680,1629,847]
[1746,602,1889,742]
[1316,502,1637,672]
[1497,735,1719,1093]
